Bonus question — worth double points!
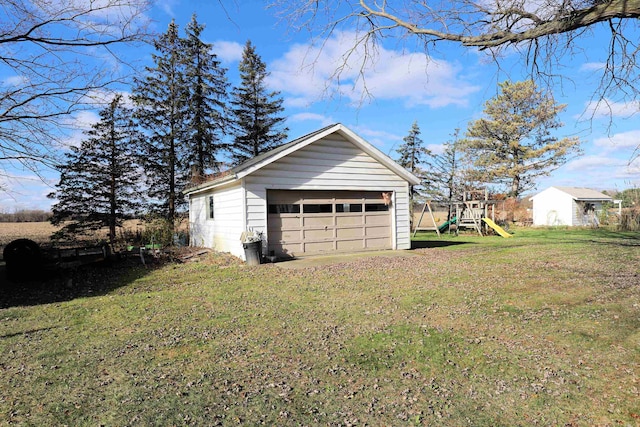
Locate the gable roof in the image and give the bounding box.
[184,123,421,195]
[531,186,612,201]
[555,187,612,200]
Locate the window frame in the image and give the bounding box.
[302,203,333,214]
[268,204,301,214]
[364,203,390,212]
[207,195,215,220]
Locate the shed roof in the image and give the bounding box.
[532,186,613,201]
[184,123,421,195]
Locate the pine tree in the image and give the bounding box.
[48,95,141,246]
[183,14,229,177]
[229,40,288,165]
[422,130,463,220]
[462,80,581,198]
[132,20,190,230]
[396,121,430,211]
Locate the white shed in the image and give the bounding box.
[530,186,613,226]
[184,124,421,260]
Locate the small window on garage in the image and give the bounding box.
[365,203,389,212]
[207,195,214,219]
[303,204,333,213]
[268,204,301,214]
[336,203,363,213]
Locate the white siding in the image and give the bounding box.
[188,182,246,259]
[532,187,576,226]
[573,200,607,226]
[532,187,568,225]
[558,192,574,226]
[571,199,580,226]
[189,194,209,246]
[244,136,412,250]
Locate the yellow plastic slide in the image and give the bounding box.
[481,218,513,238]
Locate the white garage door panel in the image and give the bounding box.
[364,225,390,238]
[304,241,335,253]
[336,227,363,239]
[336,239,366,251]
[366,215,389,225]
[303,216,333,227]
[267,190,391,257]
[304,228,333,239]
[336,216,362,226]
[367,237,389,247]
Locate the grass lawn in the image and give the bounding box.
[1,227,639,425]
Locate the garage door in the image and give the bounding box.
[267,190,391,257]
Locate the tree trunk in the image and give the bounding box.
[511,175,521,199]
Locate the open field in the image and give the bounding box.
[0,228,639,425]
[0,220,152,247]
[0,220,188,249]
[0,220,161,258]
[0,221,60,246]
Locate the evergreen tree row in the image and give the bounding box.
[49,16,288,245]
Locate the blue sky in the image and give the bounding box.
[2,0,639,211]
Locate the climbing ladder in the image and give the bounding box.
[457,201,484,235]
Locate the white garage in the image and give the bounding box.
[184,124,420,260]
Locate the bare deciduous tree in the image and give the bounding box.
[272,1,640,108]
[0,0,151,189]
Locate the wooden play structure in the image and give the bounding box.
[412,200,441,237]
[456,189,488,235]
[413,189,512,238]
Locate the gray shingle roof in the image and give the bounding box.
[554,186,612,200]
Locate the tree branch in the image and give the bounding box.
[357,0,640,49]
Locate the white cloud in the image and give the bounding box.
[289,113,334,127]
[549,131,640,189]
[2,75,29,86]
[0,173,56,211]
[45,0,151,37]
[351,125,403,148]
[594,130,640,152]
[74,111,100,129]
[563,155,639,182]
[427,143,445,155]
[565,155,620,171]
[268,31,481,109]
[63,0,146,18]
[583,99,640,119]
[580,62,606,72]
[59,111,100,148]
[81,89,134,108]
[213,40,244,63]
[627,157,640,174]
[154,0,177,17]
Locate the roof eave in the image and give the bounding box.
[573,197,613,201]
[183,173,238,196]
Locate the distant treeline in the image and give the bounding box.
[0,210,52,222]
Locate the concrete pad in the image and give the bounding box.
[273,249,419,269]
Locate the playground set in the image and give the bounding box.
[413,189,512,238]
